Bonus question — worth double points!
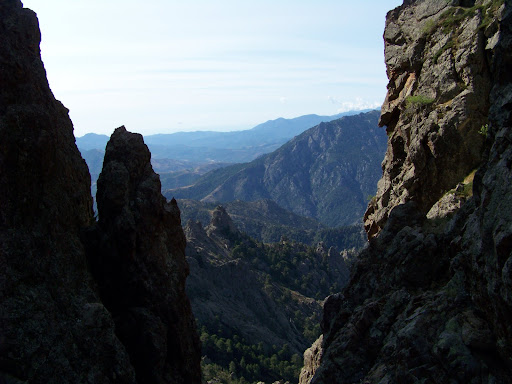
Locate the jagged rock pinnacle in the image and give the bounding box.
[93,127,202,384]
[206,205,239,236]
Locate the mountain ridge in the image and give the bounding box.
[178,198,366,250]
[78,110,377,166]
[166,110,387,227]
[76,110,374,151]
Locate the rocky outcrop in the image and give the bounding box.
[301,1,512,383]
[90,127,201,384]
[205,205,240,245]
[178,198,366,250]
[0,2,201,383]
[0,2,135,382]
[364,0,503,239]
[299,336,324,384]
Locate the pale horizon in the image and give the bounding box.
[22,0,403,137]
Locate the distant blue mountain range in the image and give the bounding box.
[76,110,375,164]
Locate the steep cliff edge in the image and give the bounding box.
[301,0,512,383]
[365,0,503,238]
[0,2,200,383]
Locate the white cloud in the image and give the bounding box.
[328,96,382,113]
[327,96,339,104]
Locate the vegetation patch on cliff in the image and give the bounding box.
[405,95,435,107]
[433,39,456,64]
[439,0,504,32]
[428,1,504,64]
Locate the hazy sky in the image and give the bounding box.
[22,0,402,137]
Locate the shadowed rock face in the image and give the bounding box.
[301,1,512,383]
[0,2,135,382]
[0,2,201,383]
[92,127,201,384]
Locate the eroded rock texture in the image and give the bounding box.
[0,2,135,382]
[365,0,503,239]
[92,127,201,384]
[301,1,512,383]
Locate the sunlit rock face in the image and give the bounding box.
[364,0,503,239]
[301,1,512,383]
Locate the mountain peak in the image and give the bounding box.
[94,126,201,383]
[168,110,387,227]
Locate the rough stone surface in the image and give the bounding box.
[301,1,512,383]
[426,188,466,219]
[92,127,201,384]
[364,0,502,239]
[0,2,135,382]
[0,2,201,383]
[298,335,323,384]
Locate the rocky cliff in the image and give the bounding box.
[0,2,200,383]
[364,0,503,239]
[301,0,512,383]
[0,2,134,382]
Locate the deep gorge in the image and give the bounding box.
[1,0,511,383]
